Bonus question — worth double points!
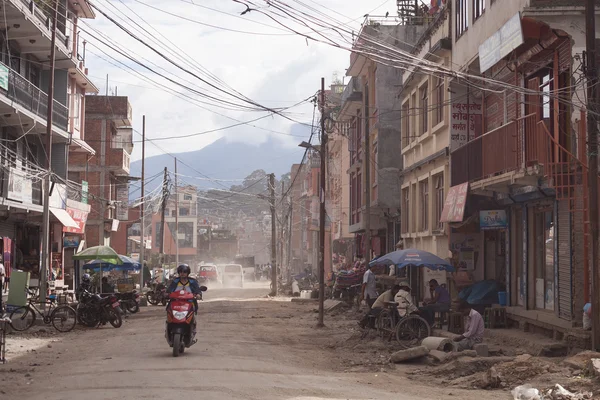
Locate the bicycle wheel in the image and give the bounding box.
[395,315,431,349]
[376,310,395,340]
[50,305,77,333]
[9,306,36,332]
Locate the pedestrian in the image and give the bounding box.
[358,284,401,328]
[453,301,484,351]
[360,264,377,310]
[0,261,4,295]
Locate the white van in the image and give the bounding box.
[222,264,244,288]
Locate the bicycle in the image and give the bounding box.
[376,302,431,349]
[9,293,77,333]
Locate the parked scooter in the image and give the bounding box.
[165,285,207,357]
[77,289,123,328]
[146,282,169,306]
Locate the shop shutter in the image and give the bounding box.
[0,219,16,238]
[556,199,572,320]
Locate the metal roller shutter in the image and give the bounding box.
[0,219,16,238]
[557,199,572,320]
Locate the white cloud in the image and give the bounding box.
[85,0,398,162]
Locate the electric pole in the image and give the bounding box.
[287,198,293,281]
[159,167,168,269]
[175,158,179,268]
[364,79,371,263]
[40,0,58,308]
[139,115,146,291]
[586,0,600,351]
[317,77,327,328]
[269,173,277,296]
[279,180,285,277]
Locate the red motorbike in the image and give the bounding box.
[165,286,207,357]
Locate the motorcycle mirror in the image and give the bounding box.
[200,286,208,291]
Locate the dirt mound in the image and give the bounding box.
[562,351,600,370]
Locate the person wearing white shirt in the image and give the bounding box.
[394,281,418,317]
[0,263,4,294]
[454,301,485,351]
[361,265,378,309]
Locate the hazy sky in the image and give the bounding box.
[83,0,399,168]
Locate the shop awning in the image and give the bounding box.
[50,207,79,228]
[440,182,469,223]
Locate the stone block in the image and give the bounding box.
[585,358,600,377]
[324,299,344,313]
[428,349,450,363]
[390,345,429,363]
[474,343,489,357]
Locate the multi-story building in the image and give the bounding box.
[0,0,97,289]
[288,163,306,275]
[69,95,132,251]
[339,14,426,260]
[151,185,198,265]
[399,6,452,299]
[444,0,595,335]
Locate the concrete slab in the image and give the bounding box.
[474,343,489,357]
[324,299,344,313]
[428,349,450,363]
[390,346,429,363]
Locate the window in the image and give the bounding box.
[456,0,468,38]
[356,169,362,224]
[434,174,444,231]
[350,172,356,225]
[371,141,378,203]
[184,193,192,201]
[72,92,81,130]
[411,93,417,141]
[180,208,190,216]
[420,84,429,135]
[402,102,410,148]
[171,210,176,217]
[402,188,410,233]
[420,180,429,231]
[435,76,444,125]
[473,0,485,21]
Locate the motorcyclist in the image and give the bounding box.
[167,264,203,313]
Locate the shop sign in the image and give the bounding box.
[7,167,24,202]
[81,181,88,204]
[450,82,483,151]
[479,210,508,230]
[440,182,469,222]
[116,183,129,221]
[63,200,90,234]
[479,13,523,73]
[130,253,140,261]
[63,235,81,248]
[0,64,8,91]
[49,183,66,209]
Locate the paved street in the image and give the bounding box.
[0,283,507,400]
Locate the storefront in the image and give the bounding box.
[62,199,90,289]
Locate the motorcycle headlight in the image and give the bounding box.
[173,311,187,320]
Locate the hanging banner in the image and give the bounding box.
[63,199,90,234]
[440,182,469,223]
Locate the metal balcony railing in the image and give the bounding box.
[6,63,68,131]
[341,77,362,105]
[450,114,551,186]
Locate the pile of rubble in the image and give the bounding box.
[392,336,600,397]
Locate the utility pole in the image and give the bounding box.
[317,77,327,328]
[269,173,277,296]
[364,79,371,262]
[586,0,600,351]
[159,167,168,269]
[279,181,285,277]
[139,115,146,290]
[40,0,58,308]
[287,199,293,281]
[175,158,179,267]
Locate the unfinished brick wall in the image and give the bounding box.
[85,96,130,118]
[484,65,518,132]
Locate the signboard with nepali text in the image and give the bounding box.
[440,182,469,223]
[450,82,483,151]
[63,200,90,234]
[480,210,508,230]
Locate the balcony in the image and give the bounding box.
[450,114,551,186]
[339,77,362,120]
[109,148,131,176]
[6,66,68,131]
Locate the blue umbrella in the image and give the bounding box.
[369,248,454,272]
[84,255,141,272]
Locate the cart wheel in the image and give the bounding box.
[376,309,395,340]
[395,315,431,349]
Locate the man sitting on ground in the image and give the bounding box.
[358,284,400,328]
[453,301,484,351]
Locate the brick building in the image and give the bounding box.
[68,95,133,251]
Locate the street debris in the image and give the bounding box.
[390,345,429,363]
[511,384,541,400]
[421,336,454,352]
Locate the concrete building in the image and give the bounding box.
[0,0,97,289]
[444,0,598,336]
[150,185,198,265]
[69,95,132,250]
[339,15,426,260]
[399,6,452,299]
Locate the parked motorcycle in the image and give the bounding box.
[165,285,207,357]
[77,289,123,328]
[146,283,168,306]
[115,291,140,314]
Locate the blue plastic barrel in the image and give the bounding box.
[498,291,507,306]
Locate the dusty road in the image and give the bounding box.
[0,282,509,400]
